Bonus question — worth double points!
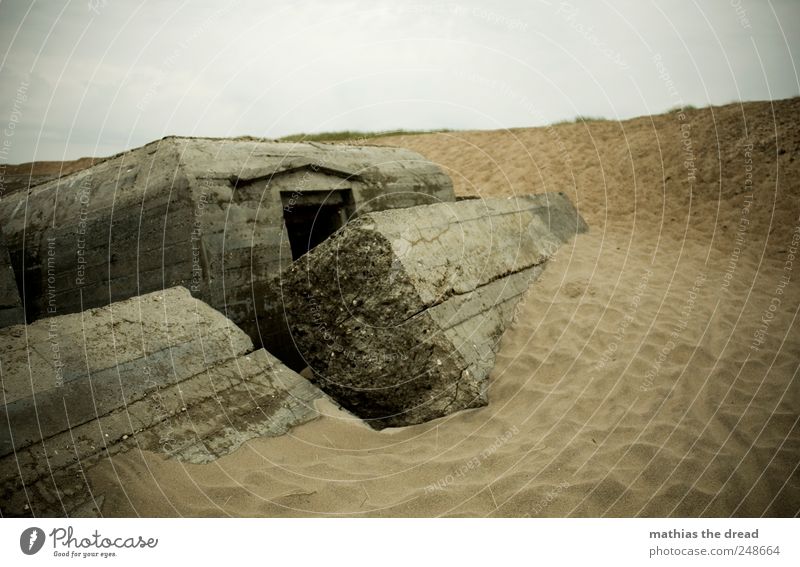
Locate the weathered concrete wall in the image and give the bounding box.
[0,139,195,323]
[0,286,324,516]
[183,138,455,215]
[0,137,455,349]
[266,193,588,428]
[0,228,24,328]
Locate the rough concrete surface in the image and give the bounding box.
[0,286,324,516]
[268,193,588,428]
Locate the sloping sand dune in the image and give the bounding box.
[87,98,799,517]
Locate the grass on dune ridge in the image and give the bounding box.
[277,128,454,143]
[276,114,622,143]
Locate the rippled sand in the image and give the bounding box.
[88,98,800,517]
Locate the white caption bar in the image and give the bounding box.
[1,518,797,566]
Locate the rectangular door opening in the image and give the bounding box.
[281,189,354,260]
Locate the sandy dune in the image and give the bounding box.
[87,98,799,517]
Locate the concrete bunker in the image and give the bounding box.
[0,135,589,490]
[0,134,591,516]
[0,137,455,335]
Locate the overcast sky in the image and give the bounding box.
[0,0,798,163]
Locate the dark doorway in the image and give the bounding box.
[9,249,41,323]
[281,189,354,260]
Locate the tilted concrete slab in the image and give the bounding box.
[267,193,587,428]
[0,286,324,516]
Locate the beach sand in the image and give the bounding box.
[87,98,800,517]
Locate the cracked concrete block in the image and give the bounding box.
[0,286,324,516]
[268,193,587,428]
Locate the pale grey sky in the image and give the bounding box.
[0,0,798,162]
